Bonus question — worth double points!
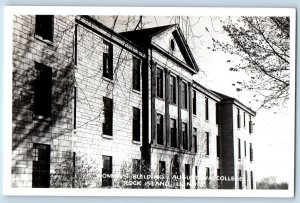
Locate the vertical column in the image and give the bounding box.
[188,82,193,151]
[151,62,157,145]
[165,69,170,147]
[177,76,182,150]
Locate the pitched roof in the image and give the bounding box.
[212,90,256,116]
[119,24,176,45]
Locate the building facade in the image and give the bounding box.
[11,15,256,189]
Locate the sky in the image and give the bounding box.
[98,15,295,183]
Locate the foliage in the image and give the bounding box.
[256,176,288,190]
[50,153,101,188]
[213,17,290,109]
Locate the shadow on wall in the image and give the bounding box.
[11,15,75,176]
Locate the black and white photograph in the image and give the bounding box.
[3,7,295,197]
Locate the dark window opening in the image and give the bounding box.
[132,107,140,142]
[250,171,254,189]
[244,141,247,157]
[250,143,253,161]
[249,116,253,133]
[35,15,53,41]
[193,128,197,153]
[34,62,52,117]
[238,138,241,159]
[216,103,220,125]
[195,166,198,189]
[185,164,190,189]
[245,170,248,187]
[132,159,141,175]
[193,90,196,115]
[206,132,210,156]
[170,118,177,148]
[217,169,221,189]
[206,167,210,188]
[102,155,112,187]
[205,98,209,120]
[157,114,164,145]
[238,169,242,189]
[237,108,241,129]
[32,143,50,188]
[170,75,176,104]
[103,97,113,136]
[156,68,164,98]
[182,122,188,150]
[181,82,188,109]
[132,57,141,91]
[103,41,113,80]
[217,135,220,158]
[244,112,246,127]
[73,87,77,129]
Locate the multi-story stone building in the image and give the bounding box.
[11,15,256,189]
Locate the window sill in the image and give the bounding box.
[102,76,114,83]
[156,96,165,101]
[35,34,54,46]
[132,89,141,95]
[169,102,177,106]
[132,140,141,145]
[32,113,51,121]
[102,134,113,139]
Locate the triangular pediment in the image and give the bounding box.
[151,25,199,73]
[120,25,199,73]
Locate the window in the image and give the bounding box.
[216,103,220,125]
[206,132,210,156]
[156,68,164,98]
[132,159,141,175]
[250,143,253,161]
[35,15,53,41]
[170,75,176,104]
[237,108,241,129]
[170,118,177,148]
[102,155,112,187]
[244,141,247,157]
[182,122,188,150]
[217,135,221,158]
[205,97,209,120]
[34,62,52,117]
[249,116,253,133]
[238,169,242,189]
[73,87,77,129]
[244,112,246,128]
[193,90,196,115]
[238,138,241,159]
[195,166,198,189]
[103,41,113,80]
[132,57,141,91]
[157,114,164,145]
[159,161,166,188]
[132,107,140,142]
[206,167,210,188]
[250,171,254,189]
[103,97,113,136]
[193,128,197,153]
[185,164,190,189]
[217,169,221,189]
[245,170,248,187]
[32,143,50,188]
[181,82,188,109]
[159,161,166,176]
